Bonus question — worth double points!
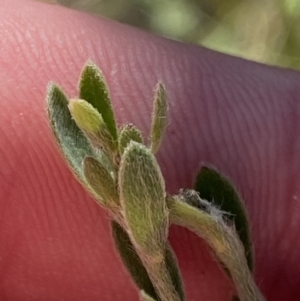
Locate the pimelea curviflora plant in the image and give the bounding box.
[46,61,265,301]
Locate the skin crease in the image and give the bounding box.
[0,0,300,300]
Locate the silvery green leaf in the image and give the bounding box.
[83,157,119,207]
[111,221,158,300]
[149,83,168,154]
[79,62,118,141]
[194,166,253,271]
[68,99,117,160]
[118,124,144,154]
[46,84,96,185]
[119,141,168,256]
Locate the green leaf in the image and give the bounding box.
[165,243,185,301]
[118,124,144,154]
[79,62,118,141]
[83,157,119,207]
[139,290,158,301]
[68,99,117,160]
[119,141,168,256]
[111,221,158,300]
[46,84,96,184]
[149,83,168,154]
[111,222,185,301]
[68,99,104,134]
[194,166,253,271]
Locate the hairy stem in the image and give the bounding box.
[167,196,265,301]
[141,254,181,301]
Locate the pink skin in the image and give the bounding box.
[0,0,299,300]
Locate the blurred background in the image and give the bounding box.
[39,0,300,70]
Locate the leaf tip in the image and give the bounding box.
[149,81,169,154]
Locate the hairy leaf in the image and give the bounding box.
[119,141,168,256]
[68,99,117,159]
[83,157,119,207]
[46,84,96,184]
[165,243,185,301]
[119,124,144,154]
[149,83,168,154]
[68,99,104,134]
[79,62,118,141]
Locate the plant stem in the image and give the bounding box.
[114,215,181,301]
[142,254,181,301]
[167,196,265,301]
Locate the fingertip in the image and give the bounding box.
[1,1,300,300]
